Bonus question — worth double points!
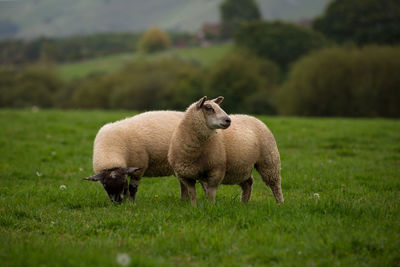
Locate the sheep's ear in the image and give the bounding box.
[125,167,142,175]
[196,96,207,109]
[212,96,224,105]
[83,174,103,182]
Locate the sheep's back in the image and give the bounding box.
[93,111,183,176]
[129,111,183,176]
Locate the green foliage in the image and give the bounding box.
[57,43,233,81]
[0,33,141,64]
[69,59,203,110]
[2,44,399,118]
[220,0,262,39]
[0,39,26,65]
[0,31,200,65]
[206,50,280,114]
[138,27,171,54]
[68,74,115,109]
[235,21,329,70]
[0,110,399,266]
[313,0,400,45]
[0,65,62,108]
[278,46,400,117]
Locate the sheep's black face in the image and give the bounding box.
[84,167,141,204]
[101,169,129,203]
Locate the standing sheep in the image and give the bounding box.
[168,96,283,205]
[84,111,184,203]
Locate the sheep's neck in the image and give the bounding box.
[179,114,215,158]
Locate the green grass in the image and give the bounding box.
[57,44,233,81]
[0,109,399,266]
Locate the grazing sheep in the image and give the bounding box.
[168,96,283,205]
[84,111,184,203]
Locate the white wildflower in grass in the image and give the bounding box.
[116,253,131,267]
[59,185,67,190]
[36,171,42,177]
[79,167,84,172]
[51,151,56,156]
[313,193,320,199]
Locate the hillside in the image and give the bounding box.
[0,0,330,39]
[57,43,233,81]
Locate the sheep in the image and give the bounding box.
[84,111,184,203]
[168,96,284,205]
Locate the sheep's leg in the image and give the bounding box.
[271,178,283,203]
[128,178,140,203]
[239,176,254,203]
[206,186,217,203]
[205,170,224,203]
[179,181,189,201]
[256,162,284,203]
[181,178,197,206]
[268,178,283,204]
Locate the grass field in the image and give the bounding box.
[0,109,399,266]
[57,44,233,81]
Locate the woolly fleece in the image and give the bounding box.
[168,100,283,203]
[93,111,183,177]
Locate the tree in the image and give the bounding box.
[69,59,203,110]
[138,27,171,53]
[220,0,261,39]
[0,65,62,108]
[205,50,280,114]
[235,21,329,70]
[277,46,400,117]
[313,0,400,45]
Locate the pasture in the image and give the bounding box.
[0,109,399,266]
[57,44,233,81]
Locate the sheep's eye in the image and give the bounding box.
[204,105,214,112]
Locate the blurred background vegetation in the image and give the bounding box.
[0,0,399,117]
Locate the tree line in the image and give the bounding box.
[1,0,400,117]
[1,44,399,117]
[0,31,197,65]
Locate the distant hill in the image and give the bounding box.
[0,0,330,39]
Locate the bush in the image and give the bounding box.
[277,46,400,117]
[235,21,329,70]
[0,33,141,64]
[205,50,280,114]
[68,74,116,109]
[313,0,400,45]
[69,59,203,110]
[0,65,63,108]
[138,27,171,53]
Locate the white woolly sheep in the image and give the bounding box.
[168,96,283,205]
[84,111,184,203]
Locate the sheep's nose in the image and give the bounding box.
[225,117,231,124]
